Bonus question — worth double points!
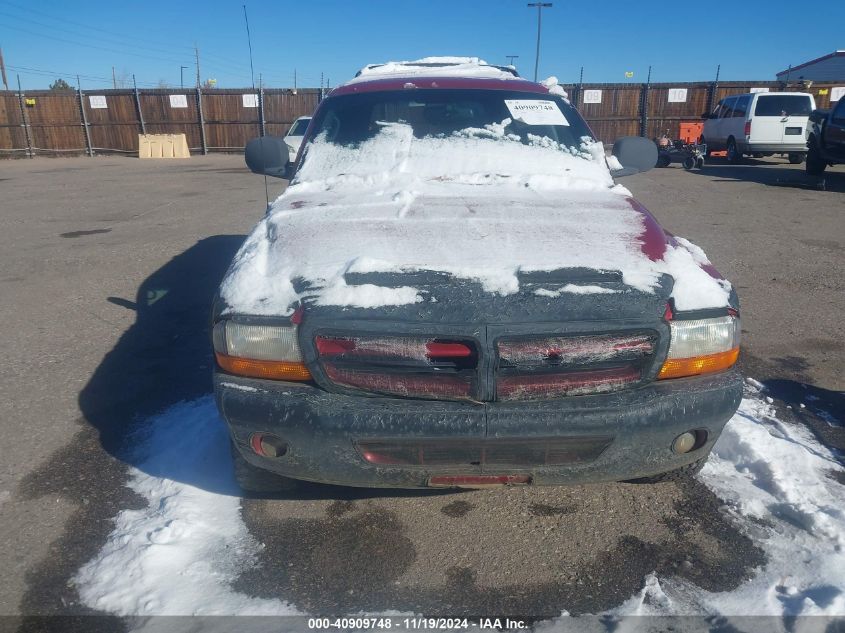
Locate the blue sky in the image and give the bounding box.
[0,0,841,90]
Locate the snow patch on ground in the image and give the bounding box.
[74,397,299,617]
[582,387,845,622]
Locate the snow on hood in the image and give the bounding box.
[220,126,731,315]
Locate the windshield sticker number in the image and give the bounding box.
[504,100,569,126]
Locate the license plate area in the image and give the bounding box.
[356,436,613,468]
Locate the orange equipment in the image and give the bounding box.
[678,121,704,144]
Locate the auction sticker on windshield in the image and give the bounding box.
[504,99,569,126]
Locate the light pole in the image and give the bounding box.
[527,2,552,82]
[180,65,188,89]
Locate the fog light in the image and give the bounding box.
[250,433,288,458]
[672,432,697,454]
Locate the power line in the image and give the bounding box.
[0,4,256,76]
[1,0,198,52]
[1,23,191,66]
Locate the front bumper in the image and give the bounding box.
[215,371,742,487]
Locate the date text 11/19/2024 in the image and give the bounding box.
[307,617,528,630]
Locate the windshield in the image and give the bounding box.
[307,89,592,149]
[293,89,613,189]
[287,118,310,136]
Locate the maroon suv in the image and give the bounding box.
[214,59,741,491]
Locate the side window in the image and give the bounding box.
[722,97,737,119]
[733,95,750,117]
[712,99,725,117]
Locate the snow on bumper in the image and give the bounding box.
[214,371,742,487]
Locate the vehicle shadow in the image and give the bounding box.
[15,235,244,618]
[690,157,845,192]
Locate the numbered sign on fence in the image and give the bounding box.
[583,89,602,104]
[88,95,107,109]
[667,88,687,103]
[242,94,259,108]
[750,87,770,94]
[169,94,188,108]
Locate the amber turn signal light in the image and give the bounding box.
[215,352,312,381]
[658,347,739,380]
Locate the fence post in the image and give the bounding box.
[705,64,720,117]
[16,74,33,158]
[258,86,266,137]
[133,74,146,135]
[76,78,93,157]
[196,86,208,155]
[638,86,649,138]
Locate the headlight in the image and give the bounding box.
[658,314,739,379]
[213,319,311,381]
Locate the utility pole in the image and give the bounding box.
[180,65,188,89]
[194,45,201,87]
[527,2,552,82]
[506,55,519,66]
[112,66,116,89]
[0,47,9,91]
[293,68,297,94]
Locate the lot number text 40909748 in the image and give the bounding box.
[307,618,527,630]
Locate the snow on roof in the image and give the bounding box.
[347,56,521,85]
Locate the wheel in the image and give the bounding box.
[698,136,711,158]
[657,153,671,168]
[695,157,704,169]
[805,140,826,176]
[682,156,695,170]
[726,138,742,164]
[231,441,299,493]
[788,153,804,164]
[626,456,708,484]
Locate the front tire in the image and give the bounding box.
[806,139,827,176]
[788,153,804,165]
[231,441,299,494]
[699,136,712,158]
[726,138,742,164]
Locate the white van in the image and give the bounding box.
[701,92,815,164]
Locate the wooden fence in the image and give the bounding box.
[564,80,843,144]
[0,87,321,157]
[1,80,842,156]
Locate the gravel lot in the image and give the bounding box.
[0,154,842,616]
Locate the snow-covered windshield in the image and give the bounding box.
[308,89,591,148]
[294,89,612,187]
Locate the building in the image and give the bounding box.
[776,50,845,82]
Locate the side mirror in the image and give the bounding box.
[611,136,658,177]
[245,136,292,179]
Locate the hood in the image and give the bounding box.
[219,184,732,316]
